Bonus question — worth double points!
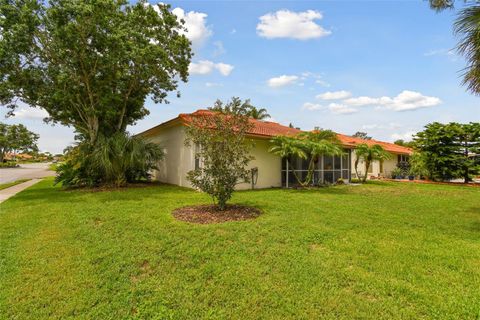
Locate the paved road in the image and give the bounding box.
[0,163,56,184]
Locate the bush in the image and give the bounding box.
[0,161,18,168]
[55,132,163,187]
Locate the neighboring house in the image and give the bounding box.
[139,110,412,189]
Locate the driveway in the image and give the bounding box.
[0,163,56,184]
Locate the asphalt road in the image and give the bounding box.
[0,163,56,184]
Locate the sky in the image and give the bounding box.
[2,0,479,154]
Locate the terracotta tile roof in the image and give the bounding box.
[336,133,413,155]
[179,109,301,137]
[144,109,412,155]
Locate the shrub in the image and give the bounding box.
[55,132,163,187]
[185,98,254,210]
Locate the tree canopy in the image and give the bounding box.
[352,131,372,140]
[0,123,39,162]
[428,0,480,96]
[414,122,480,183]
[0,0,192,143]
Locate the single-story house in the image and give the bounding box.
[139,109,412,189]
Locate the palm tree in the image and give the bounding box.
[270,130,344,187]
[429,0,480,96]
[455,6,480,95]
[248,106,271,120]
[354,144,391,183]
[297,131,344,185]
[269,136,306,187]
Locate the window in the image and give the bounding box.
[380,160,384,173]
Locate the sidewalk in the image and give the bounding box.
[0,179,42,204]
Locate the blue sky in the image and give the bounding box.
[2,1,479,154]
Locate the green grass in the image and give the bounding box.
[0,179,30,190]
[1,179,479,319]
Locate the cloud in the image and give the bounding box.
[302,102,357,114]
[361,123,401,130]
[424,48,458,61]
[391,131,416,141]
[215,62,234,76]
[205,82,223,87]
[302,102,324,110]
[14,107,49,120]
[327,103,358,115]
[342,90,442,111]
[213,41,226,56]
[189,60,234,76]
[171,7,212,47]
[267,75,299,88]
[316,90,352,100]
[257,10,331,40]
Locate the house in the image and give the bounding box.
[139,109,412,189]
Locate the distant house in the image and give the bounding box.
[139,110,412,189]
[4,153,33,162]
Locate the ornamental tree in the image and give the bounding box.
[0,0,192,144]
[185,98,254,210]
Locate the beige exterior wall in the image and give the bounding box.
[146,125,282,190]
[236,138,282,190]
[145,125,195,188]
[350,149,399,179]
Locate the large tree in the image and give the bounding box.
[414,122,480,183]
[429,0,480,95]
[0,0,192,144]
[0,123,39,162]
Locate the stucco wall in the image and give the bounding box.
[146,126,281,190]
[236,138,282,190]
[145,125,195,188]
[350,149,398,179]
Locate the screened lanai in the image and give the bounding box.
[281,150,351,186]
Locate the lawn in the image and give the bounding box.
[0,179,30,191]
[0,179,479,319]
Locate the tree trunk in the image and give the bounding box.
[464,140,469,184]
[363,160,370,183]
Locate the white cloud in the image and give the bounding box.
[257,10,331,40]
[328,103,358,115]
[171,7,212,47]
[189,60,234,76]
[362,123,401,130]
[14,107,49,120]
[215,62,234,76]
[391,131,416,141]
[267,75,299,88]
[315,79,330,87]
[342,90,442,111]
[302,102,324,110]
[205,82,223,87]
[424,48,458,61]
[213,41,226,56]
[316,90,352,100]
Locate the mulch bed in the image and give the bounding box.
[172,204,261,224]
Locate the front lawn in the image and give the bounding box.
[0,179,479,319]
